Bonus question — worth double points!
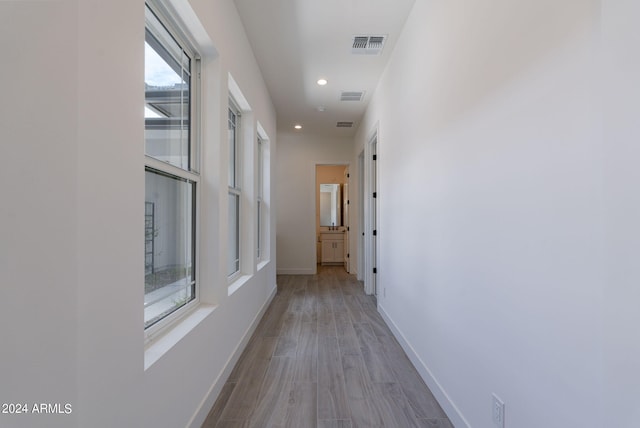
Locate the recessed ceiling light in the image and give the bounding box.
[317,79,328,86]
[294,124,302,130]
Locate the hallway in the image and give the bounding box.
[203,266,453,428]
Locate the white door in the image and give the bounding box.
[363,135,378,297]
[358,151,365,281]
[343,168,350,272]
[371,140,377,296]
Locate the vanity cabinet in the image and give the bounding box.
[321,232,344,265]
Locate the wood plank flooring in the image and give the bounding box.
[202,266,453,428]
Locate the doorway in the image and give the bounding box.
[315,164,350,271]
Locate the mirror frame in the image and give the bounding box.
[319,183,342,227]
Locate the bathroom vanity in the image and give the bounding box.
[320,230,345,265]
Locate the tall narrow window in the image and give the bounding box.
[256,135,264,260]
[228,101,241,277]
[144,3,200,330]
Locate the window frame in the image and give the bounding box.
[256,134,264,261]
[227,99,242,281]
[144,1,202,338]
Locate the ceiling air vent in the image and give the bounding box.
[340,91,365,102]
[352,36,369,50]
[352,35,387,55]
[337,121,354,128]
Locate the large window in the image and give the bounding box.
[228,102,241,277]
[144,3,200,330]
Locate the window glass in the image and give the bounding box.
[256,199,262,259]
[228,193,240,276]
[144,168,195,329]
[145,7,191,171]
[228,108,237,187]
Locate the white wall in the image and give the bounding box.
[601,0,640,426]
[1,2,80,427]
[276,131,353,274]
[354,0,638,427]
[1,0,277,427]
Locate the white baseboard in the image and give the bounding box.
[378,303,470,428]
[186,284,277,428]
[276,268,315,275]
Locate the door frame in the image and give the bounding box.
[357,150,365,281]
[313,161,351,273]
[363,128,379,296]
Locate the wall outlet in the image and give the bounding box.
[492,393,505,427]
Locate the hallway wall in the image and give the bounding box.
[276,131,353,274]
[1,1,277,427]
[354,0,639,427]
[601,0,640,425]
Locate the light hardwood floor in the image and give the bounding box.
[202,266,453,428]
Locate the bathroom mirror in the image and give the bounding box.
[319,183,342,227]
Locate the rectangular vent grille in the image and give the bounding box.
[340,91,365,102]
[352,36,369,49]
[352,35,387,55]
[337,121,354,128]
[368,36,385,49]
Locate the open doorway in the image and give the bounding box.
[315,164,350,271]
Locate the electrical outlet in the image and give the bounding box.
[492,394,505,427]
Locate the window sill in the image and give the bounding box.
[228,274,251,296]
[144,303,217,371]
[257,260,269,272]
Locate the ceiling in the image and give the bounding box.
[233,0,416,137]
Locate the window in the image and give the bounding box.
[144,3,200,330]
[228,101,241,277]
[256,135,264,260]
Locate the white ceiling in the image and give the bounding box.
[233,0,416,137]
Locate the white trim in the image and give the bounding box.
[228,73,251,111]
[145,156,200,182]
[146,0,200,60]
[256,121,269,141]
[357,150,365,282]
[186,284,277,428]
[313,161,351,272]
[227,274,251,296]
[378,303,471,428]
[228,187,241,196]
[257,260,269,272]
[153,0,218,57]
[227,268,242,285]
[144,304,216,370]
[256,123,271,265]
